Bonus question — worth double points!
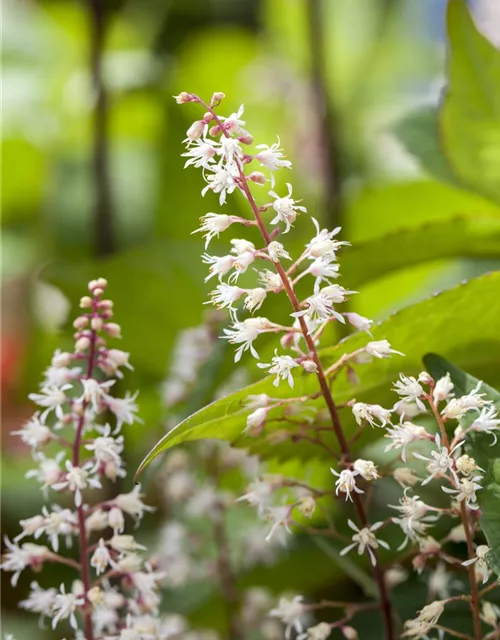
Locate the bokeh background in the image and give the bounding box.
[3,0,500,637]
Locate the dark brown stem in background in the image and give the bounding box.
[306,0,343,231]
[460,502,483,640]
[88,0,115,256]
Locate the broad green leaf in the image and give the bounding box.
[342,214,500,288]
[391,107,459,188]
[423,353,500,578]
[441,0,500,205]
[137,272,500,476]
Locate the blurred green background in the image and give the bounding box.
[3,0,500,637]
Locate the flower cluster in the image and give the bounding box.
[1,280,211,639]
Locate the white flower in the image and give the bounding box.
[42,365,81,388]
[365,340,404,359]
[384,421,429,462]
[12,414,53,451]
[202,253,235,282]
[220,104,246,135]
[105,391,140,433]
[255,139,292,185]
[463,544,491,583]
[469,406,500,444]
[306,218,348,259]
[237,479,275,515]
[15,515,46,542]
[353,459,379,481]
[223,317,271,362]
[53,460,102,506]
[80,378,115,412]
[297,622,331,640]
[85,509,109,533]
[352,403,392,428]
[113,485,155,522]
[340,520,389,566]
[441,382,488,420]
[40,505,78,552]
[269,183,307,233]
[267,241,291,262]
[244,288,267,313]
[390,491,437,548]
[402,600,445,638]
[19,581,57,622]
[345,312,373,335]
[293,291,345,323]
[393,374,426,411]
[85,424,125,478]
[330,468,363,501]
[392,467,420,487]
[192,213,235,248]
[433,373,454,403]
[269,596,305,640]
[257,350,299,387]
[26,452,66,492]
[0,539,50,586]
[28,384,72,420]
[217,136,243,163]
[245,407,269,435]
[110,535,147,553]
[182,138,218,169]
[109,507,125,535]
[52,583,84,630]
[264,505,292,542]
[208,284,243,317]
[302,256,340,292]
[91,538,111,575]
[442,476,482,509]
[202,164,239,205]
[413,434,463,485]
[456,454,483,477]
[258,269,283,291]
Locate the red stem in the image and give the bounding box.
[193,96,394,639]
[73,301,98,640]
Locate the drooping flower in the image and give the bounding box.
[269,183,307,233]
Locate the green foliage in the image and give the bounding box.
[423,353,500,578]
[137,272,500,476]
[393,0,500,205]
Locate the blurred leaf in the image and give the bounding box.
[423,353,500,578]
[137,272,500,474]
[440,0,500,205]
[343,214,500,288]
[392,107,459,187]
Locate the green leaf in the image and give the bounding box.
[441,0,500,205]
[391,107,459,187]
[136,272,500,477]
[423,353,500,578]
[342,214,500,288]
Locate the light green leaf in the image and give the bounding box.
[391,107,459,187]
[441,0,500,205]
[136,272,500,476]
[423,353,500,578]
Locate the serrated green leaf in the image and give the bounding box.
[136,272,500,477]
[423,353,500,578]
[441,0,500,205]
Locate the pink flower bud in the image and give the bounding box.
[248,171,266,185]
[80,296,93,308]
[301,359,318,373]
[73,316,89,330]
[103,323,122,338]
[211,91,225,104]
[238,133,253,145]
[92,287,104,297]
[173,92,193,104]
[91,317,103,331]
[203,112,213,123]
[186,120,205,141]
[209,124,221,137]
[75,337,91,352]
[280,333,294,349]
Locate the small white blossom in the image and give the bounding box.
[297,622,331,640]
[393,374,426,411]
[105,391,140,433]
[202,253,235,282]
[52,583,84,630]
[40,505,78,552]
[91,538,111,575]
[254,139,291,185]
[208,283,244,315]
[26,452,66,492]
[28,384,72,420]
[237,479,275,515]
[269,183,307,233]
[390,491,437,548]
[222,317,272,362]
[433,373,454,403]
[352,403,392,428]
[463,544,492,583]
[220,104,246,135]
[268,241,291,262]
[345,312,373,335]
[442,476,483,509]
[365,340,404,359]
[110,535,147,554]
[0,539,50,586]
[264,506,292,542]
[53,460,102,507]
[202,163,239,205]
[12,414,53,451]
[269,596,305,640]
[258,351,299,388]
[244,288,267,313]
[469,406,500,444]
[303,257,340,292]
[384,421,429,462]
[413,434,463,485]
[19,581,57,623]
[80,378,115,412]
[441,382,489,420]
[258,269,283,291]
[217,136,243,163]
[456,454,483,476]
[330,468,363,501]
[306,218,348,259]
[113,485,155,522]
[353,459,379,481]
[293,291,345,323]
[182,138,218,169]
[245,407,269,435]
[402,600,445,638]
[340,520,389,566]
